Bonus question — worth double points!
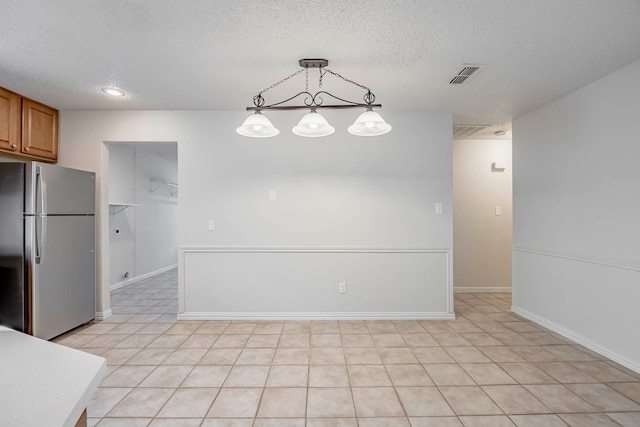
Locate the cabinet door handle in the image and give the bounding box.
[11,144,17,148]
[24,147,30,151]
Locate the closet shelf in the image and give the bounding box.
[109,202,141,213]
[150,180,178,196]
[109,202,142,207]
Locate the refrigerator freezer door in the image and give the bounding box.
[30,215,96,340]
[0,163,26,332]
[25,162,95,215]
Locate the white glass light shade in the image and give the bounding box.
[236,112,280,138]
[292,110,335,137]
[348,109,392,136]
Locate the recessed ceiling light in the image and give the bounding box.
[101,87,126,97]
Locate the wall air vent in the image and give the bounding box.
[449,64,482,85]
[453,125,490,138]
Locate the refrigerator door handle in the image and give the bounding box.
[39,165,48,217]
[35,166,47,264]
[38,216,48,264]
[35,216,41,263]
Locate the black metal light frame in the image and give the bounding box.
[245,59,382,112]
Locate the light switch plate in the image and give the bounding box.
[435,203,444,215]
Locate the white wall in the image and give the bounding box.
[108,144,135,286]
[108,145,135,203]
[58,109,454,318]
[453,139,512,292]
[134,147,178,276]
[512,59,640,372]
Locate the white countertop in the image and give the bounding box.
[0,326,107,427]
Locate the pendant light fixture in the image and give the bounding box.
[348,107,392,136]
[292,108,335,137]
[237,59,391,138]
[236,111,279,137]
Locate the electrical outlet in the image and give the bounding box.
[339,282,347,294]
[208,219,215,231]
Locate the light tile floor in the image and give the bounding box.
[54,269,640,426]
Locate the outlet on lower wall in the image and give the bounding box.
[339,282,347,294]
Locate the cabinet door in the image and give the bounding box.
[0,87,21,153]
[22,98,58,161]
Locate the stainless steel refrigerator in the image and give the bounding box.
[0,161,96,340]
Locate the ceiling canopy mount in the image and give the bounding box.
[298,58,329,69]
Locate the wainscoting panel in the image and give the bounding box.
[178,247,453,320]
[513,247,640,373]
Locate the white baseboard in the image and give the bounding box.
[512,306,640,375]
[178,312,456,321]
[95,309,112,320]
[455,286,512,293]
[110,264,177,291]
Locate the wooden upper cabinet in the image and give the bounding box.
[21,98,58,161]
[0,87,58,162]
[0,87,21,153]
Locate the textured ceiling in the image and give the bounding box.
[1,0,639,128]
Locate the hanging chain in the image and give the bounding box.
[257,68,305,96]
[252,63,377,108]
[256,66,371,95]
[321,68,371,92]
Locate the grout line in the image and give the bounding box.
[78,272,640,424]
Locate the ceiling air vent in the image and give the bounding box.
[453,125,489,138]
[449,64,482,85]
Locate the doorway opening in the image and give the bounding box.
[106,142,178,317]
[453,136,513,293]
